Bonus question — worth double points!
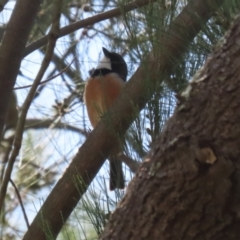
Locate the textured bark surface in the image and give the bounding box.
[101,15,240,240]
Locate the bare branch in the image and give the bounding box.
[9,179,30,229]
[0,0,63,213]
[23,0,158,57]
[0,0,41,143]
[14,58,75,90]
[24,118,88,137]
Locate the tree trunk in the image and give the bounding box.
[101,14,240,240]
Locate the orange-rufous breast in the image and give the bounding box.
[84,73,124,128]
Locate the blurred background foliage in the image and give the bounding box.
[1,0,240,239]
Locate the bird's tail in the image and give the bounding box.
[109,155,125,191]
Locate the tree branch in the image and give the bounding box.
[0,0,62,213]
[13,58,75,90]
[22,0,225,239]
[10,179,29,229]
[23,0,158,57]
[0,0,41,142]
[24,118,88,137]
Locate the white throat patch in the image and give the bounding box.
[96,56,111,70]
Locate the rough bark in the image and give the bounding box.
[101,14,240,240]
[23,0,225,239]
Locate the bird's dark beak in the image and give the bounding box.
[102,47,110,57]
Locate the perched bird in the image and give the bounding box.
[84,47,127,190]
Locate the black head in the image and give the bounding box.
[93,47,128,81]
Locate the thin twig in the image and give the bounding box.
[24,118,88,137]
[14,58,75,90]
[9,179,30,229]
[23,0,157,57]
[32,42,80,100]
[0,0,63,213]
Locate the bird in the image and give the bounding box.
[84,47,127,190]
